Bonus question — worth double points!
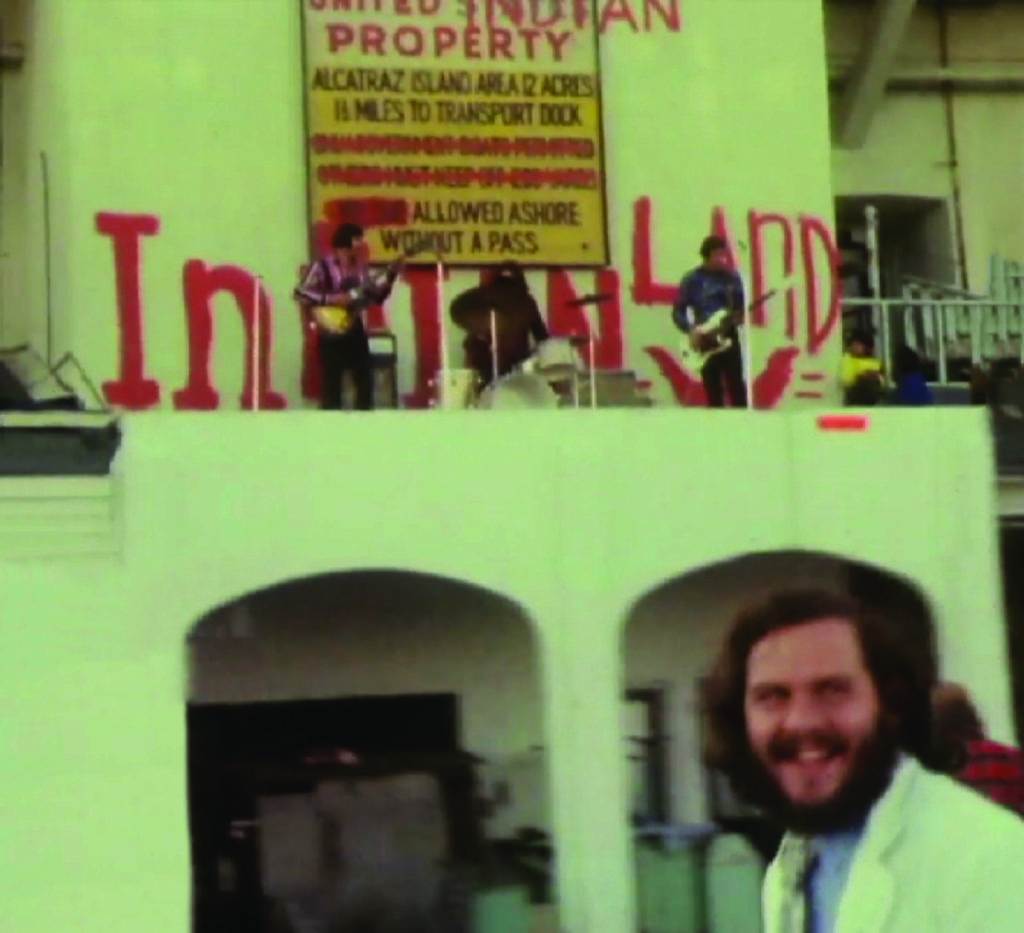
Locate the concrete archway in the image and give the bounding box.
[620,550,934,932]
[187,569,559,933]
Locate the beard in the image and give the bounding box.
[730,714,901,836]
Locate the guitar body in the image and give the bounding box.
[679,308,736,371]
[309,243,426,336]
[312,282,386,335]
[312,304,357,336]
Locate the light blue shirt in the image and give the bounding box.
[807,820,867,933]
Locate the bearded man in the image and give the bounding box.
[703,589,1024,932]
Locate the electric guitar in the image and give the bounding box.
[679,290,777,371]
[311,245,424,335]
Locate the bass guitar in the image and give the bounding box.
[678,290,777,371]
[311,244,425,336]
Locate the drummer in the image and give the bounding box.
[463,262,549,384]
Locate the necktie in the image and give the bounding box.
[778,835,819,933]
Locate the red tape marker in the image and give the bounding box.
[817,414,871,432]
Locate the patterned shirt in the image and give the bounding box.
[294,254,394,314]
[958,739,1024,818]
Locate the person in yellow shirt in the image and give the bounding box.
[841,329,885,405]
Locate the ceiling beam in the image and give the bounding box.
[834,0,917,149]
[831,67,1024,94]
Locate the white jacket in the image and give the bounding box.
[762,757,1024,933]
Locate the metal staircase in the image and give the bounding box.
[848,255,1024,385]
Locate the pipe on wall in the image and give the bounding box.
[937,2,971,291]
[829,73,1024,93]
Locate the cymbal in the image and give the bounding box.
[564,293,614,307]
[450,283,535,337]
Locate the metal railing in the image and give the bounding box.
[847,203,1023,385]
[900,274,985,301]
[843,297,1024,384]
[991,255,1024,306]
[905,286,1023,367]
[0,343,108,410]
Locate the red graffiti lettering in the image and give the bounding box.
[800,215,841,356]
[96,212,162,409]
[93,185,836,412]
[459,0,673,32]
[173,261,287,410]
[752,347,800,409]
[631,197,678,305]
[643,346,706,406]
[633,199,743,307]
[749,211,798,336]
[600,0,641,32]
[643,0,681,31]
[486,0,524,27]
[300,316,322,403]
[531,0,565,29]
[645,344,800,410]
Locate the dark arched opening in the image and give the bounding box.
[186,570,558,933]
[621,550,934,932]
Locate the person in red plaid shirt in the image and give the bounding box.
[932,682,1024,818]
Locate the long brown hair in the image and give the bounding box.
[931,682,985,773]
[702,588,940,799]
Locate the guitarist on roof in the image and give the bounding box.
[672,235,747,408]
[294,222,403,411]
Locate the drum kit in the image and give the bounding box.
[439,281,602,410]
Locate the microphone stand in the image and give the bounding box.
[435,253,448,409]
[580,303,597,409]
[490,311,499,392]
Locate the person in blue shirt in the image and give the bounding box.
[893,345,933,406]
[672,235,747,407]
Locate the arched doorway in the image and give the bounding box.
[621,550,934,932]
[186,570,559,933]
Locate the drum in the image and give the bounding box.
[534,338,580,378]
[436,369,479,409]
[476,371,559,410]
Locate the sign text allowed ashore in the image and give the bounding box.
[303,0,609,265]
